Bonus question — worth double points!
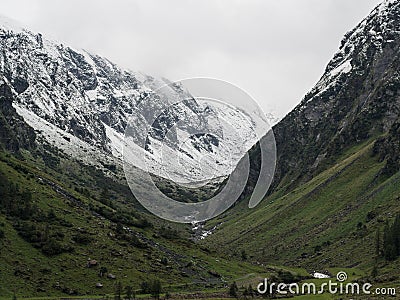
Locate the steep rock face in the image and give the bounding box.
[373,119,400,176]
[0,19,262,182]
[205,1,400,269]
[0,78,35,152]
[270,0,400,190]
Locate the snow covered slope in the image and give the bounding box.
[0,18,272,183]
[270,0,400,188]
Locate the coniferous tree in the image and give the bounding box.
[115,282,122,300]
[150,280,161,299]
[383,215,400,261]
[371,265,378,278]
[125,285,133,300]
[393,215,400,255]
[375,228,381,256]
[384,221,391,259]
[248,284,254,298]
[229,282,239,298]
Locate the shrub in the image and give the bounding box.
[159,226,179,240]
[72,233,92,245]
[229,282,238,298]
[383,215,400,261]
[41,238,66,256]
[161,257,168,265]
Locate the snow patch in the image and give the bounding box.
[312,272,330,279]
[13,103,119,170]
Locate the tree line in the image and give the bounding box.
[383,214,400,261]
[113,280,162,300]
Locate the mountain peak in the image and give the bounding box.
[378,0,399,11]
[268,0,400,191]
[296,0,400,110]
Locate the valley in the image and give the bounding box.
[1,0,400,299]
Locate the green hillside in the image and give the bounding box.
[203,137,400,289]
[2,1,400,299]
[0,149,269,298]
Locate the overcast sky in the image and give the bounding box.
[0,0,383,118]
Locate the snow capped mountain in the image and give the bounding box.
[0,18,273,183]
[269,0,400,189]
[299,0,400,111]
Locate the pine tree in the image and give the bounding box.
[393,215,400,256]
[150,279,161,299]
[241,249,248,260]
[371,265,378,278]
[114,282,122,300]
[229,282,239,298]
[125,285,133,300]
[383,216,400,261]
[247,284,254,298]
[100,188,111,206]
[243,286,249,299]
[375,228,381,256]
[99,266,108,277]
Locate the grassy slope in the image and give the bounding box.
[203,138,400,286]
[2,136,400,298]
[0,150,270,298]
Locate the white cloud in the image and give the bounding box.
[0,0,382,117]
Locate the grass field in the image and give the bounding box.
[1,136,400,298]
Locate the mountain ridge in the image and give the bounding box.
[0,18,269,185]
[268,0,400,191]
[204,0,400,280]
[2,1,400,297]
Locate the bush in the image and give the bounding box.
[15,221,72,256]
[150,280,162,299]
[161,257,168,265]
[41,238,66,256]
[140,281,150,294]
[241,249,247,260]
[129,235,147,249]
[277,270,301,283]
[14,222,42,245]
[159,226,179,240]
[72,233,92,245]
[140,279,162,298]
[133,218,153,229]
[229,282,238,298]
